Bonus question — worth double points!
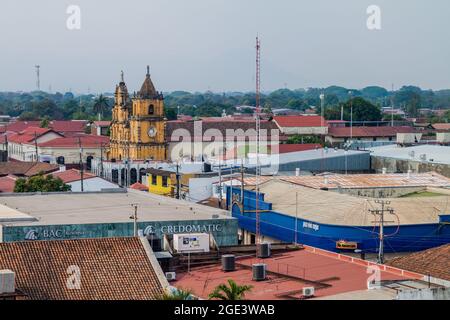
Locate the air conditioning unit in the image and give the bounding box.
[165,272,176,281]
[302,287,315,298]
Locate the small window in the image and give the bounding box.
[56,156,65,165]
[162,176,168,187]
[152,175,157,185]
[148,105,154,115]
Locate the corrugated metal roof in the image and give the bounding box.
[280,172,450,189]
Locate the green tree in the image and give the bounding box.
[19,111,37,120]
[287,135,322,145]
[40,116,50,128]
[157,288,196,300]
[14,173,71,193]
[208,279,253,300]
[165,107,178,120]
[93,94,110,121]
[341,97,382,122]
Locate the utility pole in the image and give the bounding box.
[99,142,104,178]
[34,131,39,162]
[218,157,223,208]
[126,141,130,187]
[4,134,8,162]
[294,191,298,245]
[35,65,40,91]
[391,84,395,127]
[370,200,395,264]
[349,91,353,141]
[176,162,180,199]
[320,93,325,172]
[130,204,138,237]
[240,159,245,203]
[78,137,84,192]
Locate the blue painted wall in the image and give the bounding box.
[227,186,450,253]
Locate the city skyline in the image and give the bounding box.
[1,0,449,93]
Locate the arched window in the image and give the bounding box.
[56,156,65,165]
[148,104,154,115]
[130,168,137,185]
[112,169,119,183]
[86,156,94,171]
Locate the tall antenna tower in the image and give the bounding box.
[255,36,261,247]
[35,65,40,91]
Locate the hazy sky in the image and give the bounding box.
[1,0,449,93]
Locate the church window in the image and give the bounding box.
[148,104,154,115]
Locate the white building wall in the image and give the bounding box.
[279,126,328,135]
[69,177,120,192]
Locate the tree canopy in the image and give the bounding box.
[14,173,71,193]
[0,84,449,120]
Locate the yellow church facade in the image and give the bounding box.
[108,67,167,161]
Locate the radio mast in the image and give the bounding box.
[35,65,40,91]
[255,36,261,246]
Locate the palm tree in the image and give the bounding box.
[93,94,109,121]
[157,288,196,300]
[208,279,253,300]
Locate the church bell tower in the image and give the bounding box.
[108,67,167,162]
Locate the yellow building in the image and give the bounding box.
[108,67,167,161]
[147,168,175,196]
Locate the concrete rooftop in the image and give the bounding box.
[369,145,450,165]
[0,189,232,227]
[174,246,424,300]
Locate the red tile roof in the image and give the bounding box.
[93,121,111,127]
[49,120,87,133]
[174,245,421,300]
[0,175,17,193]
[387,244,450,281]
[130,182,149,191]
[38,135,109,148]
[0,121,40,133]
[49,169,96,183]
[432,123,450,131]
[166,120,279,142]
[273,115,327,128]
[327,126,415,138]
[0,237,166,300]
[0,162,60,177]
[0,121,87,134]
[276,144,321,154]
[7,127,60,144]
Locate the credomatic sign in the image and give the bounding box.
[143,223,223,236]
